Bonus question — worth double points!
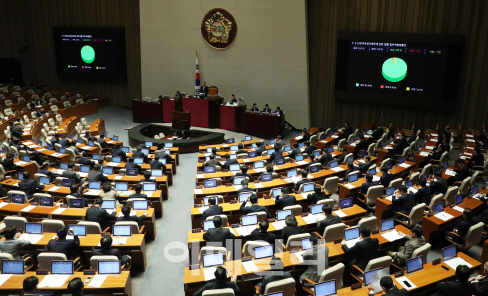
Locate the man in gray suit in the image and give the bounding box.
[300,233,328,287]
[202,154,221,168]
[388,225,425,266]
[0,226,31,259]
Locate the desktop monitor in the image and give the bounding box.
[283,145,291,152]
[121,147,130,153]
[277,209,292,221]
[295,154,304,162]
[112,156,122,163]
[254,161,265,169]
[272,188,282,197]
[442,245,457,261]
[203,196,219,206]
[151,169,163,177]
[133,200,148,210]
[238,192,253,203]
[69,198,84,209]
[113,135,119,141]
[164,143,173,148]
[254,245,274,260]
[11,194,25,204]
[302,183,314,193]
[227,138,235,144]
[340,197,353,209]
[302,238,312,250]
[62,179,75,188]
[22,155,30,162]
[39,196,54,207]
[25,223,42,234]
[261,174,273,182]
[276,158,285,165]
[405,180,413,189]
[310,204,323,215]
[2,260,24,274]
[364,268,382,286]
[202,253,224,268]
[386,186,395,197]
[204,166,216,174]
[51,261,74,274]
[145,141,153,147]
[98,261,121,275]
[80,165,90,173]
[229,163,240,172]
[68,224,87,236]
[126,169,138,176]
[329,160,338,168]
[241,214,258,226]
[248,151,257,158]
[314,280,336,296]
[102,167,114,175]
[381,218,395,232]
[344,227,360,241]
[60,162,68,170]
[455,194,463,205]
[287,169,298,178]
[233,177,245,186]
[406,256,423,274]
[433,202,444,214]
[230,145,238,152]
[39,176,50,185]
[143,183,157,191]
[113,225,132,236]
[89,181,101,189]
[101,200,116,209]
[368,168,377,175]
[310,165,320,174]
[134,157,144,164]
[204,180,217,188]
[92,153,100,160]
[348,173,358,183]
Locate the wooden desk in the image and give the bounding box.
[0,271,132,296]
[58,101,99,118]
[412,136,439,171]
[103,161,174,185]
[241,111,284,139]
[89,118,106,137]
[199,139,258,150]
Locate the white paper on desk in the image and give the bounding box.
[301,193,310,199]
[52,207,67,214]
[384,146,394,150]
[295,136,303,140]
[333,210,347,217]
[295,251,306,262]
[425,146,435,150]
[464,152,472,156]
[396,276,417,290]
[0,202,9,208]
[445,169,456,176]
[468,139,475,142]
[466,134,473,138]
[320,140,328,144]
[255,168,266,173]
[39,274,70,287]
[85,190,102,195]
[408,187,418,194]
[284,178,293,183]
[235,226,256,236]
[88,274,107,287]
[194,189,203,194]
[296,161,307,165]
[357,159,365,163]
[381,231,405,242]
[419,152,430,157]
[273,166,279,170]
[27,145,38,148]
[196,174,205,178]
[19,233,44,244]
[386,195,394,201]
[14,161,28,165]
[255,183,264,188]
[444,257,472,270]
[107,162,119,167]
[114,175,123,180]
[272,220,287,230]
[107,141,114,144]
[51,153,62,157]
[431,133,438,137]
[79,172,88,177]
[370,268,390,293]
[37,148,46,151]
[0,274,12,286]
[350,143,356,146]
[331,167,344,172]
[112,238,127,245]
[300,148,305,152]
[198,207,209,213]
[21,205,36,212]
[243,159,250,163]
[452,206,464,212]
[234,185,242,190]
[434,212,454,221]
[203,267,217,281]
[373,176,380,182]
[399,163,411,168]
[80,146,91,150]
[331,135,339,138]
[222,144,228,147]
[344,183,355,189]
[118,211,135,217]
[242,260,259,272]
[51,169,65,174]
[48,186,60,192]
[345,238,360,248]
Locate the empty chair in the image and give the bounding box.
[419,164,431,177]
[380,158,391,168]
[320,223,347,243]
[206,215,228,227]
[446,222,484,250]
[367,143,376,157]
[242,241,270,257]
[78,221,104,234]
[63,101,71,108]
[410,243,431,265]
[388,178,403,190]
[4,100,12,108]
[457,177,471,197]
[50,105,58,114]
[50,98,57,104]
[310,135,317,147]
[426,194,444,214]
[470,171,480,188]
[7,191,27,203]
[199,246,228,265]
[4,108,13,116]
[357,185,384,207]
[444,186,459,206]
[351,256,392,284]
[316,198,334,207]
[258,277,296,296]
[283,205,302,216]
[335,139,346,151]
[81,118,88,126]
[33,193,52,204]
[323,176,339,195]
[408,172,420,185]
[31,111,37,119]
[4,216,28,230]
[357,216,377,229]
[90,255,122,271]
[202,289,235,296]
[0,253,33,271]
[55,114,63,124]
[302,263,345,294]
[38,253,81,271]
[23,115,30,123]
[48,118,56,127]
[249,211,267,222]
[41,219,65,232]
[285,233,311,250]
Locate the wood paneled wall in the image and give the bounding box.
[308,0,488,133]
[0,0,141,107]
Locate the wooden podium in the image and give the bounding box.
[172,111,191,130]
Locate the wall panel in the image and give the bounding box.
[308,0,488,133]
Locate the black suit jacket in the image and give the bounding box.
[379,173,394,187]
[360,181,378,195]
[262,107,272,113]
[392,193,415,214]
[250,229,276,245]
[275,194,297,210]
[85,206,116,230]
[372,127,384,140]
[149,160,166,170]
[430,177,448,195]
[39,168,57,182]
[93,247,123,261]
[317,215,341,235]
[356,139,369,152]
[229,172,252,184]
[383,287,408,296]
[259,272,292,295]
[200,85,209,96]
[303,132,311,141]
[304,146,316,155]
[62,170,81,184]
[87,171,108,183]
[222,159,239,170]
[289,148,302,159]
[111,149,126,158]
[270,151,283,162]
[472,275,488,296]
[116,214,146,222]
[414,186,431,205]
[59,139,70,148]
[435,280,473,296]
[455,218,476,237]
[281,225,302,246]
[341,237,379,270]
[256,146,266,156]
[18,179,45,199]
[202,205,223,221]
[78,157,95,167]
[295,178,310,191]
[202,227,235,243]
[307,192,327,204]
[240,201,270,217]
[47,236,80,260]
[454,165,470,181]
[125,162,141,170]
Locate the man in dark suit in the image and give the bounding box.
[96,134,108,149]
[434,264,473,296]
[18,172,45,199]
[67,278,86,296]
[358,155,373,174]
[78,151,95,167]
[408,129,418,143]
[262,104,272,113]
[84,131,95,142]
[305,154,321,172]
[355,134,370,152]
[338,121,353,140]
[150,155,166,170]
[250,103,259,112]
[413,177,431,205]
[22,276,39,296]
[200,81,209,98]
[360,173,378,195]
[59,134,70,148]
[49,133,60,147]
[275,106,283,116]
[47,226,80,260]
[371,124,384,141]
[111,144,126,159]
[392,186,416,219]
[87,165,109,182]
[62,162,81,184]
[255,141,266,156]
[38,162,58,182]
[69,182,90,206]
[126,157,141,172]
[281,215,302,245]
[447,208,476,245]
[202,154,221,168]
[222,154,238,170]
[139,171,153,183]
[454,159,471,183]
[379,166,394,187]
[294,171,310,191]
[342,225,379,286]
[237,180,256,194]
[470,261,488,295]
[229,166,252,184]
[250,220,276,245]
[275,135,286,149]
[274,187,296,210]
[128,184,151,207]
[307,185,327,204]
[318,148,333,167]
[430,170,448,196]
[288,143,301,159]
[230,94,237,104]
[468,147,484,168]
[94,236,131,265]
[240,193,270,217]
[304,141,316,155]
[193,266,238,296]
[11,123,23,140]
[35,107,45,118]
[85,198,116,230]
[367,276,408,296]
[202,216,235,244]
[316,204,341,235]
[202,197,223,221]
[302,128,311,141]
[256,257,294,295]
[258,164,274,181]
[269,145,283,163]
[388,133,408,158]
[132,147,148,163]
[117,204,147,222]
[340,162,355,183]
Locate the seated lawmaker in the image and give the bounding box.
[318,147,333,167]
[18,172,45,199]
[288,143,301,159]
[87,165,109,182]
[435,264,473,296]
[295,171,311,191]
[78,151,95,167]
[202,154,220,168]
[125,157,141,171]
[430,170,448,196]
[240,193,270,217]
[250,220,276,245]
[62,162,81,184]
[307,185,327,204]
[36,107,46,118]
[222,153,238,170]
[100,182,120,207]
[274,187,296,210]
[262,104,272,113]
[47,226,80,260]
[391,185,415,220]
[235,143,247,155]
[469,261,488,295]
[315,204,341,235]
[150,155,166,170]
[0,226,31,259]
[388,225,425,266]
[304,141,316,155]
[300,233,328,287]
[201,197,223,221]
[379,166,393,187]
[256,257,294,295]
[237,180,256,193]
[193,266,238,296]
[269,144,283,162]
[229,166,251,184]
[230,94,237,104]
[275,106,283,116]
[360,173,377,195]
[281,215,302,246]
[202,216,235,244]
[255,141,266,155]
[453,158,471,183]
[250,103,259,112]
[367,276,408,296]
[117,204,147,222]
[258,164,274,181]
[111,143,127,159]
[94,236,131,266]
[413,176,431,205]
[86,198,116,230]
[447,208,476,245]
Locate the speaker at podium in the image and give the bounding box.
[172,110,191,130]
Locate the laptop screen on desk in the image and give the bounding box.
[145,141,153,147]
[164,143,173,148]
[310,204,323,215]
[295,154,304,162]
[269,139,275,145]
[92,153,100,160]
[287,169,297,178]
[455,194,463,205]
[386,186,395,197]
[113,156,122,163]
[203,220,215,232]
[340,198,353,209]
[348,173,358,183]
[133,200,148,210]
[229,154,237,160]
[314,280,336,296]
[151,169,163,177]
[51,261,73,274]
[248,151,257,158]
[254,245,274,260]
[68,224,87,236]
[25,223,42,234]
[364,268,382,286]
[98,261,121,274]
[302,183,314,193]
[80,165,90,173]
[346,156,354,163]
[283,145,291,152]
[386,162,393,170]
[272,188,282,197]
[472,185,479,195]
[344,227,360,241]
[381,218,395,232]
[276,158,285,165]
[238,192,253,203]
[2,260,24,274]
[267,148,275,155]
[241,214,258,226]
[204,180,217,188]
[230,145,238,152]
[329,160,338,168]
[406,256,423,274]
[113,225,132,236]
[115,182,128,191]
[88,141,94,147]
[368,168,376,175]
[254,161,264,169]
[433,202,444,214]
[202,253,224,268]
[229,164,240,172]
[113,135,119,141]
[134,157,144,164]
[101,200,116,209]
[405,180,413,189]
[126,169,138,176]
[399,156,405,164]
[39,196,54,207]
[89,181,101,189]
[302,238,312,250]
[261,173,272,182]
[69,198,84,209]
[442,245,457,261]
[310,165,320,173]
[298,142,305,148]
[60,162,68,170]
[141,148,149,154]
[39,176,50,185]
[227,138,235,144]
[103,167,113,175]
[143,183,157,192]
[11,194,25,204]
[277,209,292,221]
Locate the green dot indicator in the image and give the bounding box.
[81,45,95,64]
[382,57,407,82]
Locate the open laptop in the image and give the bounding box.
[39,196,54,207]
[80,165,90,173]
[283,145,291,152]
[2,260,24,274]
[113,135,119,141]
[11,194,25,204]
[276,158,285,165]
[241,214,258,226]
[405,180,413,189]
[314,280,336,296]
[254,161,265,169]
[202,253,224,268]
[310,165,320,173]
[230,145,238,152]
[233,177,245,186]
[203,220,215,232]
[206,147,213,153]
[25,222,42,234]
[101,200,116,210]
[121,147,130,154]
[238,192,253,203]
[143,183,157,192]
[277,209,292,221]
[229,154,237,160]
[204,166,216,174]
[344,227,360,247]
[51,261,74,274]
[472,185,479,197]
[301,238,312,250]
[386,162,393,170]
[204,179,217,188]
[92,153,100,160]
[98,261,121,274]
[229,163,240,172]
[227,138,235,144]
[302,183,315,193]
[339,197,353,209]
[88,141,94,147]
[386,186,395,199]
[254,245,274,260]
[455,194,464,206]
[348,173,358,183]
[68,224,87,236]
[151,169,163,177]
[364,268,382,286]
[271,188,282,197]
[133,200,148,210]
[89,181,101,190]
[287,169,298,178]
[442,245,458,263]
[69,198,84,209]
[398,156,405,164]
[406,256,423,274]
[329,160,338,168]
[381,218,395,232]
[310,204,323,215]
[261,173,273,182]
[264,292,284,296]
[368,168,377,175]
[145,141,153,147]
[433,202,444,214]
[60,162,68,170]
[102,167,114,175]
[113,156,122,163]
[115,182,128,191]
[295,154,304,162]
[126,169,138,176]
[248,151,257,158]
[113,225,132,237]
[141,148,150,154]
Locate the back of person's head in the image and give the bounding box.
[62,134,67,139]
[71,140,77,146]
[102,182,111,193]
[419,177,427,187]
[128,157,134,163]
[282,187,289,194]
[412,225,423,238]
[457,158,465,165]
[209,154,215,160]
[100,236,113,250]
[224,154,230,160]
[214,266,227,282]
[464,208,473,220]
[305,141,310,147]
[256,141,262,147]
[241,179,248,186]
[274,144,279,151]
[98,158,104,165]
[322,204,332,215]
[456,265,471,282]
[266,164,273,173]
[4,226,17,239]
[270,256,284,270]
[250,194,258,204]
[381,166,388,173]
[82,151,90,157]
[23,276,39,293]
[241,166,248,174]
[94,198,103,205]
[285,215,298,226]
[94,164,101,171]
[121,204,131,216]
[347,161,354,169]
[57,225,69,239]
[6,152,14,159]
[70,183,79,193]
[212,147,217,154]
[67,277,84,295]
[259,220,269,232]
[365,173,373,182]
[144,170,151,179]
[23,171,30,179]
[379,276,394,290]
[292,143,298,148]
[213,215,223,227]
[310,233,321,246]
[434,171,442,178]
[208,197,216,206]
[238,143,243,149]
[360,225,371,237]
[136,147,141,151]
[399,185,408,194]
[154,155,160,161]
[301,170,308,178]
[135,183,143,192]
[115,143,121,149]
[314,185,321,194]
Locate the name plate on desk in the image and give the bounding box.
[192,229,201,233]
[31,202,38,206]
[223,169,229,172]
[254,180,260,183]
[230,200,237,204]
[36,270,48,275]
[4,199,10,203]
[195,186,202,189]
[194,204,202,208]
[231,224,239,228]
[84,269,96,275]
[102,232,111,236]
[301,213,309,217]
[432,258,441,265]
[395,271,404,277]
[60,204,68,208]
[334,239,343,244]
[264,195,271,199]
[351,283,362,290]
[267,218,275,222]
[190,264,200,270]
[372,229,380,235]
[226,183,232,187]
[242,256,252,262]
[290,248,300,254]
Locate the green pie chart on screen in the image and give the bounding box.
[81,45,95,64]
[382,57,407,82]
